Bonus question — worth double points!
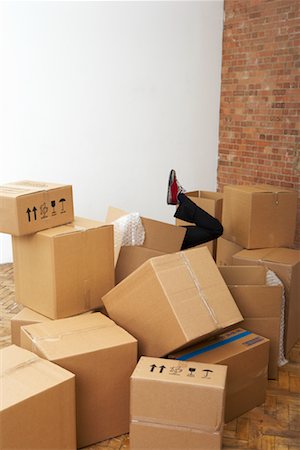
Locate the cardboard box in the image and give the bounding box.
[216,236,244,266]
[170,328,269,423]
[219,265,283,379]
[103,247,243,357]
[130,356,227,450]
[11,307,51,346]
[232,248,300,355]
[0,345,76,449]
[20,312,137,448]
[106,206,186,282]
[175,191,223,258]
[0,180,74,235]
[12,217,115,319]
[222,184,298,249]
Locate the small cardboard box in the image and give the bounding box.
[11,307,51,346]
[0,180,74,236]
[12,217,115,319]
[103,247,243,357]
[20,312,137,449]
[175,191,223,258]
[219,265,283,379]
[216,236,244,266]
[0,345,76,449]
[232,248,300,355]
[222,184,298,249]
[106,206,186,283]
[169,328,269,423]
[130,356,227,450]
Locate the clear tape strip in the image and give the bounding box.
[130,417,222,434]
[0,356,40,377]
[30,323,113,351]
[179,252,220,328]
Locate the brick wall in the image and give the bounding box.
[218,0,300,248]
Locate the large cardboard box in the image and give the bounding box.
[12,217,115,319]
[169,328,269,423]
[222,184,298,249]
[20,312,137,449]
[175,190,223,258]
[130,356,227,450]
[11,306,51,346]
[0,345,76,449]
[0,180,74,235]
[106,206,186,283]
[219,265,283,379]
[232,248,300,355]
[103,247,243,357]
[216,236,244,266]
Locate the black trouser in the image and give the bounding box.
[174,193,223,250]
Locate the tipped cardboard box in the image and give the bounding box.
[103,247,243,357]
[20,312,137,448]
[222,184,297,249]
[12,217,115,319]
[219,265,283,379]
[0,345,76,449]
[216,237,244,266]
[170,328,269,422]
[0,180,74,235]
[175,191,223,258]
[130,356,227,450]
[232,248,300,355]
[106,206,186,283]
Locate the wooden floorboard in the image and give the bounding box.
[1,263,299,450]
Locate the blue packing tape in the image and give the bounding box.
[176,330,252,361]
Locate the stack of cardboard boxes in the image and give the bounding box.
[0,179,298,450]
[217,184,300,368]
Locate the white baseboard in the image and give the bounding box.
[0,234,13,263]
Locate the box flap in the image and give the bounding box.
[234,248,300,266]
[141,217,185,252]
[219,265,266,285]
[37,217,110,238]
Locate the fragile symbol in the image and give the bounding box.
[40,202,48,219]
[202,369,213,379]
[59,198,66,213]
[187,368,196,377]
[26,206,37,222]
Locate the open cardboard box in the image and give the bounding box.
[232,248,300,356]
[218,265,284,379]
[106,206,186,283]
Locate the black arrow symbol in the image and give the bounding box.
[150,364,157,372]
[26,208,31,222]
[159,365,166,373]
[33,206,37,220]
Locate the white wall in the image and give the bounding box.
[0,0,224,263]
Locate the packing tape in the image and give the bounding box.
[29,323,113,351]
[0,356,40,377]
[130,417,223,434]
[179,252,221,329]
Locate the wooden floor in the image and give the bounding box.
[1,263,300,450]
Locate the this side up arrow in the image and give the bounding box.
[26,208,31,222]
[159,365,166,373]
[150,364,157,372]
[33,206,37,221]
